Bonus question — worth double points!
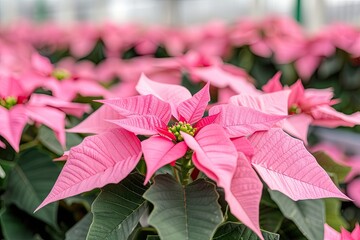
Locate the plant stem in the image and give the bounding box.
[173,166,181,183]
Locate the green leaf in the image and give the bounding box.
[146,236,160,240]
[79,39,105,64]
[260,188,278,208]
[236,46,255,72]
[276,63,298,85]
[0,137,16,160]
[181,73,203,95]
[259,205,284,233]
[313,151,351,183]
[277,219,307,240]
[269,190,325,240]
[318,55,343,79]
[259,189,285,233]
[66,213,93,240]
[212,222,280,240]
[3,148,60,228]
[143,174,223,240]
[128,226,157,240]
[0,160,15,189]
[341,63,360,90]
[38,125,83,155]
[325,198,349,231]
[87,174,149,240]
[0,207,36,240]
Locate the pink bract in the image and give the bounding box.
[324,223,360,240]
[348,179,360,208]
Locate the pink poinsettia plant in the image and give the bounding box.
[0,70,90,152]
[230,72,360,144]
[24,53,110,101]
[37,74,350,239]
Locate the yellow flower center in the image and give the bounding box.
[288,104,302,115]
[0,96,17,109]
[52,69,71,81]
[168,121,197,142]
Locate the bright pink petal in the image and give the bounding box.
[288,80,305,106]
[311,105,360,128]
[194,113,219,130]
[26,105,66,147]
[228,80,261,96]
[300,88,334,111]
[135,74,192,119]
[190,66,229,88]
[262,72,283,93]
[27,94,90,118]
[67,105,123,134]
[99,95,171,123]
[109,115,167,135]
[41,78,73,101]
[324,224,341,240]
[190,65,259,95]
[0,75,28,98]
[36,128,142,210]
[341,228,354,240]
[231,137,254,157]
[351,223,360,240]
[249,128,350,201]
[217,87,238,103]
[178,82,210,124]
[73,80,110,98]
[282,114,313,144]
[180,124,238,187]
[345,156,360,182]
[31,53,53,75]
[225,153,263,239]
[155,127,176,141]
[347,179,360,208]
[107,81,138,98]
[0,105,28,152]
[295,56,321,80]
[230,90,291,115]
[142,136,187,184]
[251,40,272,58]
[209,104,286,138]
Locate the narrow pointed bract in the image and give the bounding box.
[36,129,142,211]
[142,136,188,184]
[178,82,210,124]
[249,128,350,201]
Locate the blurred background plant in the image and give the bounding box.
[0,0,360,239]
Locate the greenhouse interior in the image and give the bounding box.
[0,0,360,239]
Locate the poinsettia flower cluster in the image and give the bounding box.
[230,72,360,144]
[37,75,350,239]
[24,53,111,101]
[0,41,96,151]
[96,50,257,104]
[2,16,360,81]
[1,17,360,80]
[0,70,90,152]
